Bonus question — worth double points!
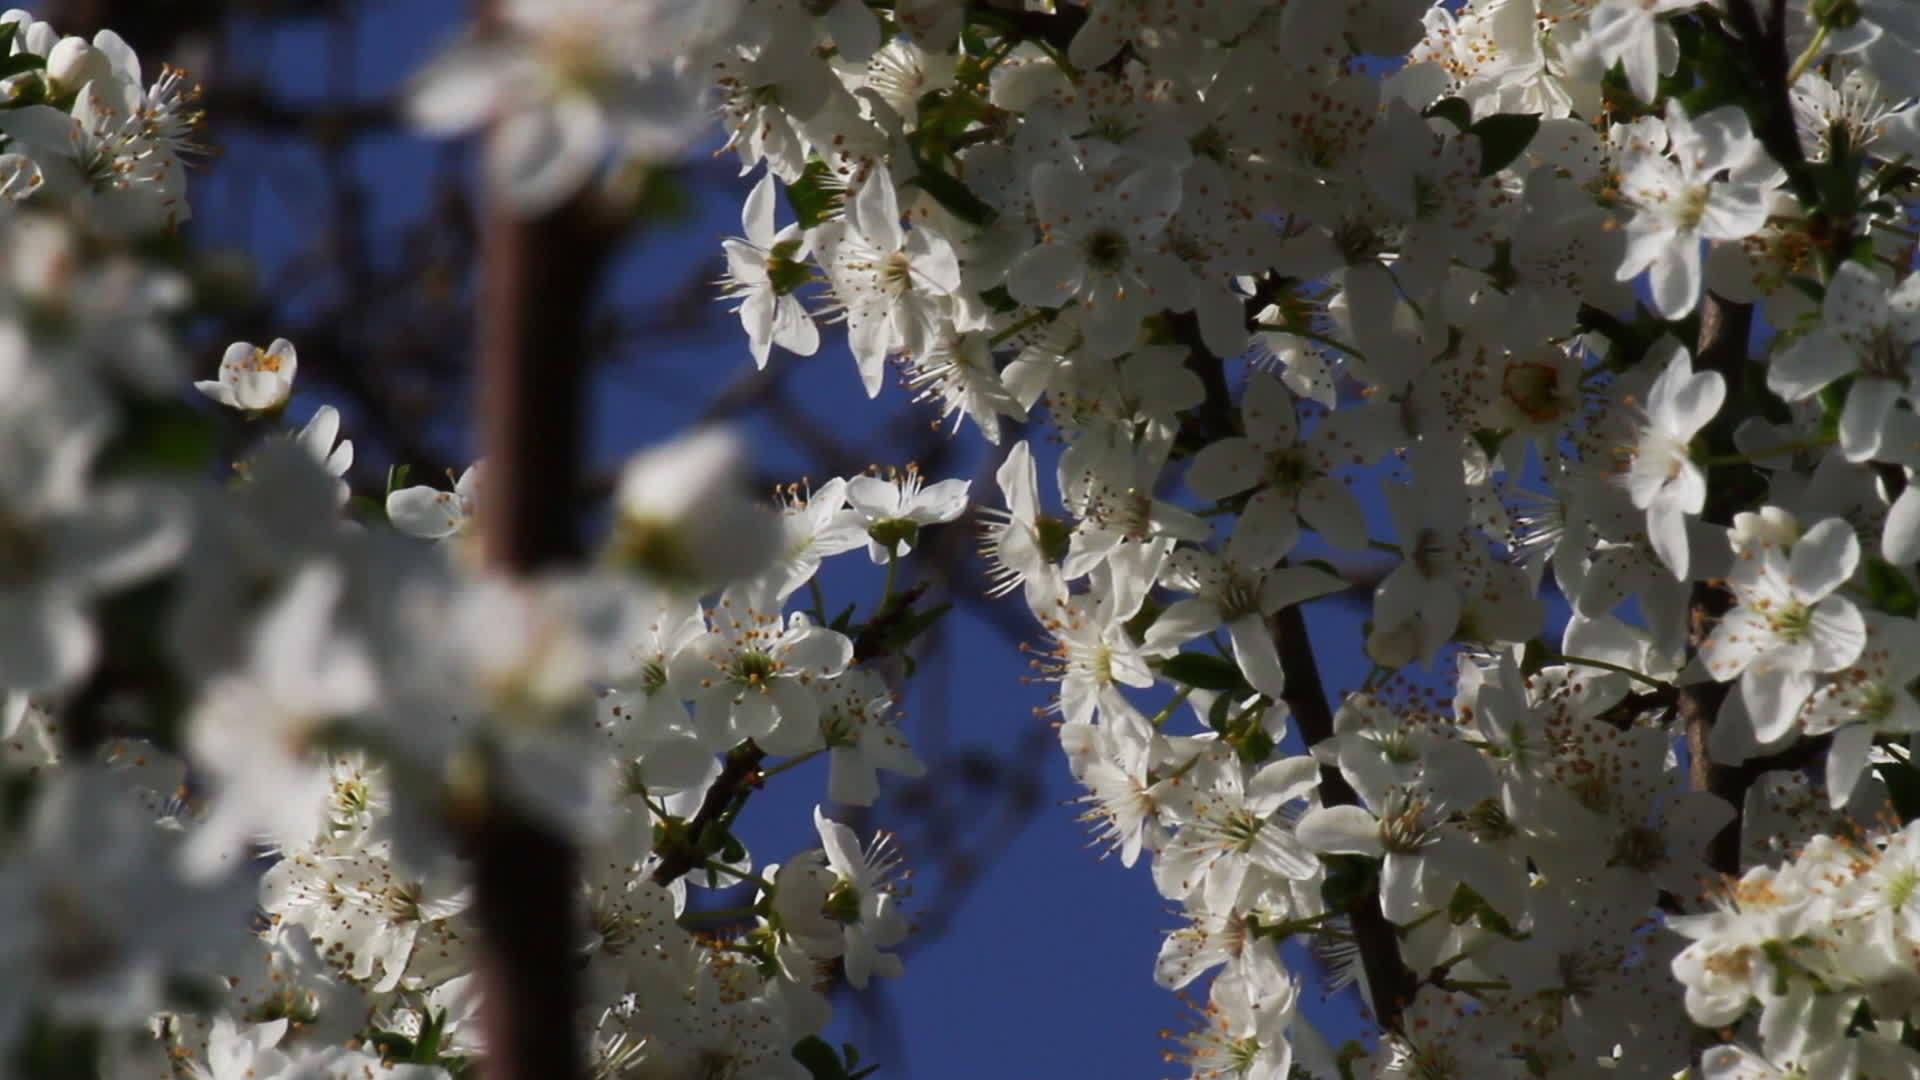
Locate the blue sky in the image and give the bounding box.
[199,5,1375,1075]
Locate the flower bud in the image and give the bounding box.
[46,36,113,96]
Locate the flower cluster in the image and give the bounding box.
[662,0,1920,1074]
[6,0,1920,1076]
[142,408,956,1077]
[0,9,976,1075]
[1670,814,1920,1077]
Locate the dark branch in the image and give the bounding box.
[1273,601,1418,1031]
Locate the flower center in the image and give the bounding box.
[1220,808,1266,853]
[1885,865,1919,910]
[1861,324,1914,380]
[1764,601,1812,643]
[879,250,915,295]
[766,240,811,294]
[824,879,863,924]
[1082,227,1131,272]
[1380,790,1433,854]
[1672,183,1713,230]
[1501,359,1567,422]
[1465,797,1516,841]
[731,649,780,688]
[1609,823,1667,872]
[1265,447,1316,495]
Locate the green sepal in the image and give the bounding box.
[829,602,858,633]
[1231,723,1274,765]
[784,160,841,230]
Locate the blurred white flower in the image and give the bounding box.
[407,0,740,213]
[609,426,779,589]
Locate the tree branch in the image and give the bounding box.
[1683,291,1755,876]
[1274,601,1418,1031]
[467,118,624,1080]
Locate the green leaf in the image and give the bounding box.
[902,162,998,227]
[914,87,991,144]
[13,1012,104,1080]
[784,160,840,230]
[793,1036,853,1080]
[1422,97,1471,132]
[1874,758,1920,824]
[829,602,858,633]
[1519,637,1551,677]
[416,1008,448,1060]
[1786,274,1827,306]
[1159,652,1244,691]
[1207,690,1233,733]
[978,284,1018,313]
[1446,883,1518,936]
[1122,595,1164,646]
[386,463,412,495]
[633,168,692,223]
[96,399,217,476]
[1865,557,1920,617]
[0,48,45,81]
[1469,113,1541,177]
[367,1029,419,1062]
[349,494,386,522]
[87,578,190,750]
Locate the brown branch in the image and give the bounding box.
[467,142,624,1079]
[1273,601,1418,1031]
[649,741,766,888]
[1718,0,1851,271]
[1683,292,1755,876]
[1168,276,1419,1030]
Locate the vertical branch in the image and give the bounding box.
[477,201,601,570]
[1682,292,1753,875]
[1273,602,1417,1032]
[467,203,591,1080]
[467,35,623,1075]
